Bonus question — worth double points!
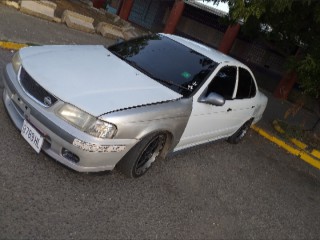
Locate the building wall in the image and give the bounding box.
[177,16,224,49]
[128,0,172,31]
[177,15,285,76]
[231,39,285,74]
[107,0,121,14]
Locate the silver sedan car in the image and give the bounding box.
[2,33,267,177]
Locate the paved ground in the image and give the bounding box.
[1,4,320,240]
[0,4,114,46]
[0,101,319,239]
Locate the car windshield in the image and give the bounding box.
[108,34,218,97]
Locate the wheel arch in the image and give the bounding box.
[136,129,174,158]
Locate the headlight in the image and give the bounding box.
[57,104,117,139]
[12,52,22,74]
[57,104,94,129]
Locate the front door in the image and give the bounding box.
[176,66,240,150]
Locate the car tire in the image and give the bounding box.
[117,132,167,178]
[227,119,253,144]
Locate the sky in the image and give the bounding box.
[198,0,230,14]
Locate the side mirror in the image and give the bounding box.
[199,92,225,106]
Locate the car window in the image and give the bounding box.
[108,34,218,97]
[236,68,256,99]
[206,66,237,100]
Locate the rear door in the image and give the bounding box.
[230,67,258,128]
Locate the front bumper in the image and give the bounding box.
[2,64,138,172]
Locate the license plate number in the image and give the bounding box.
[21,120,44,153]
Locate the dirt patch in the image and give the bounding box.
[276,120,320,150]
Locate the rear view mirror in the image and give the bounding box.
[198,92,225,106]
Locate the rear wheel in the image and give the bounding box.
[117,132,167,178]
[227,119,253,144]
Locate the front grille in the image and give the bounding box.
[19,67,58,107]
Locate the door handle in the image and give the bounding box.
[227,108,232,112]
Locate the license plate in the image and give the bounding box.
[21,120,44,153]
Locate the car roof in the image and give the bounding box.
[162,33,244,66]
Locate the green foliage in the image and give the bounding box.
[296,55,320,98]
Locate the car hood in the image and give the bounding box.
[19,45,182,116]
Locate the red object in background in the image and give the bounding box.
[273,71,298,99]
[273,48,301,99]
[163,0,185,34]
[92,0,106,9]
[218,24,241,54]
[119,0,134,21]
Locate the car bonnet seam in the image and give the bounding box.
[98,98,183,117]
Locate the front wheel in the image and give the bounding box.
[227,119,253,144]
[117,132,167,178]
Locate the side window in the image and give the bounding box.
[236,68,257,99]
[207,66,237,100]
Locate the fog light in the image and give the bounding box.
[62,148,80,163]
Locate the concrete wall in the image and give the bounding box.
[129,0,160,29]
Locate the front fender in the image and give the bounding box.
[100,98,192,150]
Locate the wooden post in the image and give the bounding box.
[119,0,134,21]
[92,0,106,9]
[273,71,298,99]
[163,0,185,34]
[273,48,302,99]
[218,23,241,54]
